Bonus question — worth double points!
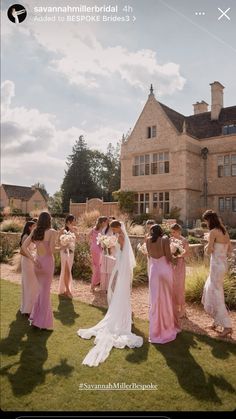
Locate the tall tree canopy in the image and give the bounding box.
[61,136,121,212]
[61,136,99,212]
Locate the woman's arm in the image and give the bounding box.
[49,229,58,253]
[182,239,190,258]
[163,237,173,263]
[227,233,233,256]
[205,230,216,255]
[21,232,35,263]
[146,238,150,257]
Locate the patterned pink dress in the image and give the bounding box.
[149,254,178,344]
[90,229,102,287]
[29,240,54,330]
[202,242,232,328]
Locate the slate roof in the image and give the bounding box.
[159,102,236,139]
[1,184,45,201]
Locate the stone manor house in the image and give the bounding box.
[120,82,236,226]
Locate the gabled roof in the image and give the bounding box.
[159,102,236,139]
[1,184,45,201]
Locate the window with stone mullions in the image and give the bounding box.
[217,154,236,177]
[133,155,150,176]
[151,152,169,174]
[139,193,150,214]
[153,191,169,215]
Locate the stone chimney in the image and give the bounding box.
[210,81,224,120]
[193,101,208,115]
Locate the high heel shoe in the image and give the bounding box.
[218,328,233,338]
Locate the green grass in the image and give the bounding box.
[1,279,236,412]
[186,264,236,309]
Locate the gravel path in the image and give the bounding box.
[1,255,235,343]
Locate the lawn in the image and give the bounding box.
[0,279,236,412]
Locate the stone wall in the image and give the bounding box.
[0,232,21,248]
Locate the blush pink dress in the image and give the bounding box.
[90,228,102,287]
[172,237,189,318]
[149,254,178,344]
[29,240,54,330]
[58,233,76,295]
[20,239,39,314]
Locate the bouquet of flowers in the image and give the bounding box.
[203,232,209,241]
[170,238,184,257]
[97,234,117,254]
[60,230,76,254]
[137,242,148,255]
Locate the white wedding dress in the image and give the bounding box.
[77,224,143,367]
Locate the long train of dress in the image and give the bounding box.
[77,229,143,367]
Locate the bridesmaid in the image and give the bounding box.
[170,223,189,321]
[58,214,79,298]
[201,210,233,338]
[88,216,108,292]
[144,219,155,242]
[20,220,38,316]
[100,217,116,292]
[22,212,57,330]
[144,219,155,276]
[146,224,178,344]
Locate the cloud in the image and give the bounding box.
[1,80,122,194]
[1,80,15,110]
[29,22,185,95]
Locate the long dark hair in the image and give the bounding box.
[150,224,163,242]
[95,216,108,231]
[32,211,51,241]
[65,214,76,231]
[110,220,121,228]
[20,221,36,246]
[202,210,226,235]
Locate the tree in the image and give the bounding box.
[48,191,63,214]
[33,182,49,200]
[112,190,135,214]
[100,142,121,201]
[61,136,99,212]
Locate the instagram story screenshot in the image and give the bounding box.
[1,0,236,417]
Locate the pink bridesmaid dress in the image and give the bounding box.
[90,229,102,287]
[29,240,54,330]
[149,255,178,344]
[20,241,39,314]
[172,237,189,318]
[58,235,75,295]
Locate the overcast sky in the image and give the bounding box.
[1,0,236,195]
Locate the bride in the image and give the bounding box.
[77,220,143,367]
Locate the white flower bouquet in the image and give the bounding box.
[137,242,148,255]
[170,238,184,257]
[97,234,117,254]
[203,232,209,241]
[60,230,76,254]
